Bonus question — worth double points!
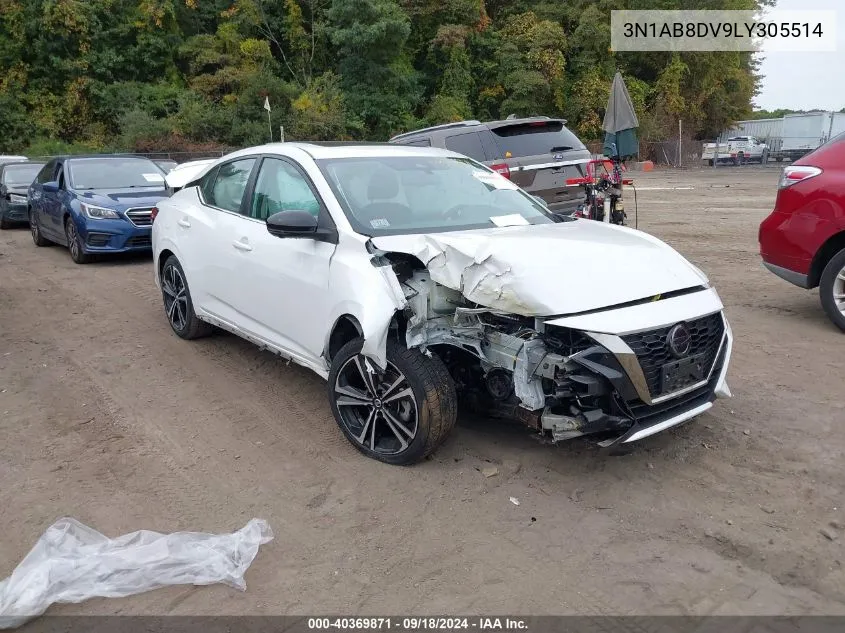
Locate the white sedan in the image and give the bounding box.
[151,143,732,465]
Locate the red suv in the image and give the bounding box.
[759,132,845,331]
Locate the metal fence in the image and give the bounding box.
[585,139,705,167]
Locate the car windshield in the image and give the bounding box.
[68,158,166,189]
[316,155,556,235]
[3,164,42,186]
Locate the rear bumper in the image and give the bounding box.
[758,209,817,277]
[762,261,809,289]
[546,198,582,216]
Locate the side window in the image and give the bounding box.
[199,165,219,201]
[444,132,486,161]
[56,166,65,190]
[36,162,54,184]
[249,158,321,221]
[206,159,255,213]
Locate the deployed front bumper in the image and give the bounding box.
[541,288,733,445]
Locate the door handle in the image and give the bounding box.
[177,218,191,228]
[232,240,253,252]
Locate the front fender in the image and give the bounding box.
[326,241,407,370]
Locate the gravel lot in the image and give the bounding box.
[1,164,844,616]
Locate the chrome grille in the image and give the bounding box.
[621,312,725,398]
[125,207,154,226]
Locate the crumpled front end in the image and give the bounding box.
[391,262,732,445]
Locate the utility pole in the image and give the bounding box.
[678,119,682,168]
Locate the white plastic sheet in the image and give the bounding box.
[0,517,273,629]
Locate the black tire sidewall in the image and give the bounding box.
[161,255,202,339]
[30,211,47,246]
[327,338,451,465]
[65,217,88,263]
[820,248,845,332]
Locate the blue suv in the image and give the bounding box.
[28,155,169,263]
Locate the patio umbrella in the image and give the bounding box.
[602,71,639,160]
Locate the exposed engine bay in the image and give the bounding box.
[383,254,708,445]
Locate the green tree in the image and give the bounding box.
[327,0,420,138]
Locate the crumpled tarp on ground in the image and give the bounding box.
[0,517,273,629]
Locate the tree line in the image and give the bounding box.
[0,0,770,155]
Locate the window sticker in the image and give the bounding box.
[490,214,530,227]
[370,218,390,228]
[142,173,165,183]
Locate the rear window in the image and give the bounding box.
[804,130,845,163]
[444,132,487,161]
[400,138,431,147]
[823,131,845,147]
[490,122,586,158]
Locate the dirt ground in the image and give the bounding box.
[1,164,844,617]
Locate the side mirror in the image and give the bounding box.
[532,195,549,208]
[42,181,59,193]
[266,210,318,237]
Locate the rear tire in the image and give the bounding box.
[0,215,10,230]
[65,217,91,264]
[819,247,845,332]
[328,338,457,465]
[160,255,214,339]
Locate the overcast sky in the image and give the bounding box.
[754,0,844,111]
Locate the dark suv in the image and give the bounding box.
[389,117,592,216]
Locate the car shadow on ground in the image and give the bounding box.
[85,251,154,267]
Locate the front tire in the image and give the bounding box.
[65,217,91,264]
[328,338,457,465]
[160,255,213,339]
[820,247,845,332]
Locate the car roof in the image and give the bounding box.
[0,161,44,169]
[59,154,158,161]
[221,142,468,161]
[389,116,566,142]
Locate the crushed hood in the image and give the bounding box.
[165,160,216,189]
[372,221,708,316]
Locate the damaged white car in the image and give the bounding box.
[151,143,732,465]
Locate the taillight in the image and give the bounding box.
[778,165,822,189]
[490,163,511,179]
[566,176,590,185]
[150,207,159,222]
